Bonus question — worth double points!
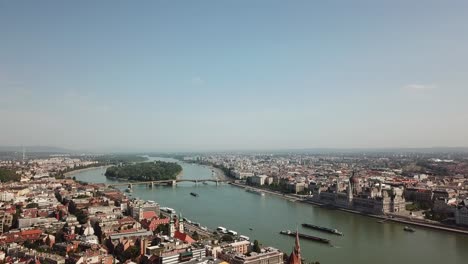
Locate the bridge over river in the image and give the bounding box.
[107,179,229,188]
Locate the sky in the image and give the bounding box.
[1,0,468,152]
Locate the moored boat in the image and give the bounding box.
[404,226,415,232]
[246,188,265,196]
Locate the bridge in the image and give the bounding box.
[106,179,229,188]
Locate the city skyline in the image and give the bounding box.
[1,1,468,151]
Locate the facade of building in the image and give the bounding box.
[131,201,160,221]
[227,241,250,255]
[0,212,13,234]
[250,175,268,186]
[230,248,283,264]
[0,192,14,202]
[455,200,468,226]
[404,188,433,205]
[313,175,406,215]
[288,182,306,194]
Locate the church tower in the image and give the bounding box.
[178,212,184,233]
[169,215,175,237]
[138,207,144,221]
[347,171,355,207]
[287,231,301,264]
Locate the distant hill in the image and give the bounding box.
[0,146,72,153]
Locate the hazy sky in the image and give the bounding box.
[1,1,467,151]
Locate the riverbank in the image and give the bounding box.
[177,170,183,180]
[211,167,228,181]
[230,182,302,202]
[230,182,468,236]
[306,200,468,235]
[64,165,111,177]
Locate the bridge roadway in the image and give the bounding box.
[107,178,229,188]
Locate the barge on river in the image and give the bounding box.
[302,223,343,236]
[280,230,330,244]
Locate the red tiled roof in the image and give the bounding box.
[174,231,195,244]
[142,211,157,219]
[21,229,42,235]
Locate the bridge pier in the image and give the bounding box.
[149,182,154,188]
[128,184,133,189]
[171,180,177,187]
[216,180,219,186]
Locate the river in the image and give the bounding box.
[73,157,468,264]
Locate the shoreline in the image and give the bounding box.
[230,182,301,202]
[230,182,468,236]
[64,165,111,177]
[176,170,183,180]
[210,166,228,181]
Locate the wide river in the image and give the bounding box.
[74,157,468,264]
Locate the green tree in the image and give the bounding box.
[121,245,140,261]
[252,240,261,253]
[55,229,64,243]
[55,191,63,202]
[220,234,234,242]
[73,210,87,224]
[0,168,20,182]
[192,231,200,241]
[104,161,182,181]
[26,203,39,209]
[155,224,169,235]
[45,235,51,247]
[11,206,22,229]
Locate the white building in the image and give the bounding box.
[0,192,14,202]
[234,171,254,180]
[251,175,268,186]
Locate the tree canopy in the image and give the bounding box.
[0,168,20,182]
[105,161,182,181]
[253,240,261,253]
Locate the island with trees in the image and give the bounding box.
[104,161,182,181]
